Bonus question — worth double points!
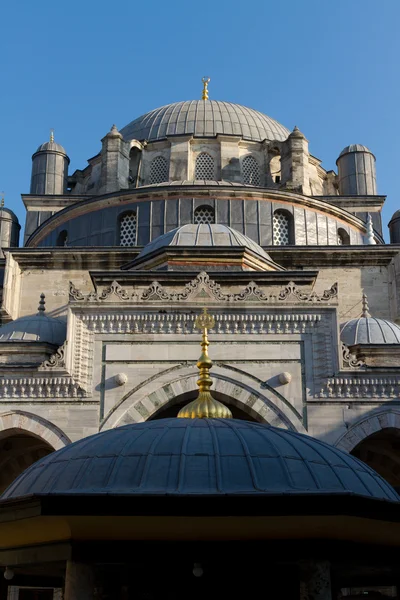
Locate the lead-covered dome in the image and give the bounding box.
[120,100,290,143]
[139,223,271,259]
[341,317,400,345]
[3,418,397,501]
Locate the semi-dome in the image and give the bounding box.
[0,295,66,346]
[341,317,400,345]
[3,418,398,501]
[120,100,290,143]
[139,223,271,259]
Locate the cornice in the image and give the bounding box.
[25,185,378,248]
[6,247,141,270]
[267,245,399,267]
[88,269,319,288]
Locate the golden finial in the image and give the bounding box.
[201,76,210,101]
[178,308,232,419]
[50,129,54,143]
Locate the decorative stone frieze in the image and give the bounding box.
[141,272,338,304]
[80,311,322,334]
[69,271,338,305]
[318,376,400,399]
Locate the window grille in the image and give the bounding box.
[149,156,168,185]
[195,153,215,180]
[120,212,137,246]
[273,211,290,245]
[194,205,215,224]
[242,155,261,185]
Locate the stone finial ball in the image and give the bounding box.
[278,372,292,385]
[115,373,128,386]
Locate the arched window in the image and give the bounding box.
[242,155,261,185]
[337,228,350,245]
[149,156,168,185]
[194,205,215,224]
[119,212,137,246]
[273,210,292,245]
[195,152,215,180]
[56,230,68,247]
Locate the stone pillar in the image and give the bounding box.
[99,125,130,194]
[299,561,332,600]
[218,135,241,182]
[64,561,95,600]
[169,137,190,181]
[281,126,311,195]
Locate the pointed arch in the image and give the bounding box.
[335,409,400,452]
[100,364,306,434]
[0,410,71,449]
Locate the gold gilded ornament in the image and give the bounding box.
[178,308,232,419]
[201,76,210,101]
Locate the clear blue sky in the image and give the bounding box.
[1,0,399,240]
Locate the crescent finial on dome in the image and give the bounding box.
[201,76,210,101]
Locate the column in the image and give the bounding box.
[299,560,332,600]
[64,561,95,600]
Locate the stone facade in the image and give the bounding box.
[2,95,400,517]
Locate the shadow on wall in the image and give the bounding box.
[318,404,400,489]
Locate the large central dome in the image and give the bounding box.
[120,100,290,143]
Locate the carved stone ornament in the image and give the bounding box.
[39,341,66,370]
[69,280,130,302]
[341,342,365,369]
[69,272,338,304]
[141,272,338,304]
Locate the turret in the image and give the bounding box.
[336,144,376,195]
[30,131,69,195]
[0,198,20,256]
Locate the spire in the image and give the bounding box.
[49,129,54,143]
[178,308,232,419]
[201,76,210,101]
[37,293,46,315]
[362,292,371,318]
[366,213,377,245]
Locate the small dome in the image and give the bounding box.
[120,100,290,143]
[3,418,398,501]
[34,141,67,156]
[341,317,400,345]
[0,296,66,345]
[338,144,374,158]
[0,208,19,224]
[139,224,270,259]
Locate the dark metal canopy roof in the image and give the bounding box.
[3,418,398,501]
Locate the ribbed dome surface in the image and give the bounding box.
[120,101,290,143]
[0,314,66,345]
[341,317,400,345]
[139,224,270,259]
[339,144,373,157]
[34,141,67,155]
[3,418,398,501]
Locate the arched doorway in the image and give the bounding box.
[350,428,400,488]
[0,429,54,494]
[149,390,259,421]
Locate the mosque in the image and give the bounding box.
[1,79,400,598]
